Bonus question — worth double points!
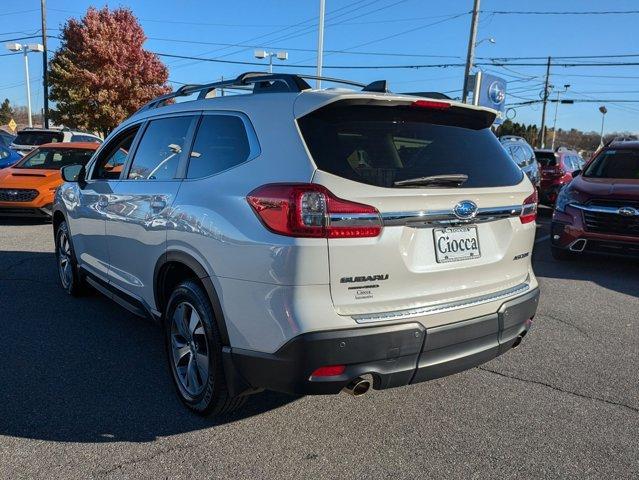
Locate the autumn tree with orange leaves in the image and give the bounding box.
[49,7,170,136]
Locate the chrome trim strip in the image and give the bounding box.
[571,203,639,216]
[381,205,522,227]
[351,280,530,323]
[328,212,382,228]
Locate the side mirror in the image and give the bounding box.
[572,169,581,177]
[61,164,86,186]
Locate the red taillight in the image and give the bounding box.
[310,365,346,378]
[410,100,451,110]
[247,183,382,238]
[520,190,538,224]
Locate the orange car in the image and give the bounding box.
[0,142,98,217]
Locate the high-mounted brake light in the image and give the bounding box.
[410,100,451,110]
[520,190,538,224]
[247,184,382,238]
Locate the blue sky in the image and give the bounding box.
[1,0,638,133]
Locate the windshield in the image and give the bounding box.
[16,148,94,170]
[298,104,523,188]
[583,149,639,179]
[14,131,64,146]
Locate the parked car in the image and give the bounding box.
[10,127,102,156]
[535,147,585,205]
[0,144,22,169]
[53,72,539,416]
[551,140,639,259]
[0,130,16,147]
[0,142,98,217]
[499,136,541,188]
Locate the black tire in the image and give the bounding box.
[164,280,246,416]
[551,245,574,261]
[55,220,87,296]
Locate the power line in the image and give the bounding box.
[484,10,639,15]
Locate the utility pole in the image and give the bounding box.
[461,0,481,103]
[316,0,325,89]
[539,56,551,148]
[41,0,50,128]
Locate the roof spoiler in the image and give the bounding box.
[135,72,393,113]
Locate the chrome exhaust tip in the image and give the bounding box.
[569,239,587,252]
[342,377,371,396]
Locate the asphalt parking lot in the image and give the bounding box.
[0,208,637,479]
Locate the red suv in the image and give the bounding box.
[535,148,585,206]
[551,141,639,259]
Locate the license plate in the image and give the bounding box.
[433,226,481,263]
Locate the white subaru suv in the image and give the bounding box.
[53,73,539,415]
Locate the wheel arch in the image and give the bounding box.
[154,251,230,346]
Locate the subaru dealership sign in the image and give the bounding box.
[471,71,507,125]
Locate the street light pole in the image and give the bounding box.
[461,0,481,103]
[41,0,50,128]
[254,50,288,73]
[23,46,33,127]
[316,0,325,89]
[599,105,607,148]
[6,42,44,128]
[551,84,570,150]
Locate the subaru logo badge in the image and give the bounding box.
[453,200,478,220]
[618,206,638,217]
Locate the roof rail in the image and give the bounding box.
[135,72,390,113]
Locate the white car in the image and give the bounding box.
[52,73,539,416]
[11,127,102,156]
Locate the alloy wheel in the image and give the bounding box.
[170,302,210,396]
[57,231,73,289]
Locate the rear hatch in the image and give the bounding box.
[297,97,536,317]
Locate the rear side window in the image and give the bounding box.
[298,104,523,188]
[14,131,64,145]
[187,115,251,179]
[128,116,194,180]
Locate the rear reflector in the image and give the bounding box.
[520,190,538,224]
[247,183,382,238]
[410,100,451,110]
[310,365,346,378]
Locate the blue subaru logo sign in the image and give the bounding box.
[453,200,478,220]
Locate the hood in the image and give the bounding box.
[0,168,62,189]
[571,175,639,201]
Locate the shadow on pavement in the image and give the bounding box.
[0,250,298,443]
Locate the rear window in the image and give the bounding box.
[298,104,523,188]
[584,149,639,179]
[535,151,557,167]
[16,148,94,170]
[14,131,64,146]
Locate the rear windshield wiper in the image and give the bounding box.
[393,174,469,187]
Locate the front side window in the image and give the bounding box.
[127,116,194,180]
[15,148,95,170]
[187,115,251,179]
[92,126,140,180]
[584,149,639,179]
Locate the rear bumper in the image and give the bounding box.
[225,288,539,395]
